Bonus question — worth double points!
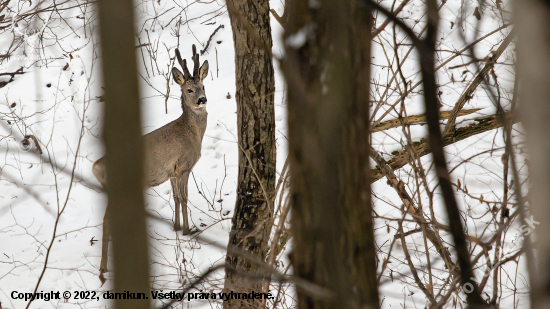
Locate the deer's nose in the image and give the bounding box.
[198,97,207,105]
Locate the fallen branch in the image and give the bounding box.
[373,108,480,133]
[200,24,224,55]
[442,31,514,136]
[0,67,24,88]
[372,112,516,182]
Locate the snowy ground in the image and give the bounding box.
[0,0,527,308]
[0,1,287,307]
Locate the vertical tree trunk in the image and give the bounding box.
[283,1,379,308]
[223,1,276,308]
[514,0,550,307]
[97,0,150,307]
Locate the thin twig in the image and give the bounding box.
[200,24,224,55]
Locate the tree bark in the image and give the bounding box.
[96,0,150,307]
[514,0,550,307]
[223,1,276,308]
[283,1,379,308]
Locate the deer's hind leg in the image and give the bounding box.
[177,172,191,235]
[170,178,182,231]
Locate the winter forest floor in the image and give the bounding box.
[0,0,528,308]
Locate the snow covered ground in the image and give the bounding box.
[0,0,527,308]
[0,1,287,307]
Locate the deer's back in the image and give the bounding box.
[92,115,206,188]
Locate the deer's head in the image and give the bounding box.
[172,45,209,110]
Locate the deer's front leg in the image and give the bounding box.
[178,172,191,235]
[170,178,182,231]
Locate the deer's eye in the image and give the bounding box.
[202,86,205,90]
[187,89,193,93]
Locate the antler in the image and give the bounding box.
[192,44,200,80]
[175,48,192,80]
[175,45,201,81]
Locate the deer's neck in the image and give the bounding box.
[180,99,207,138]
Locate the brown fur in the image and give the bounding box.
[92,45,208,279]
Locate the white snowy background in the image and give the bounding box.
[0,0,527,308]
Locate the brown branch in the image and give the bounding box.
[200,24,224,55]
[419,0,485,304]
[372,112,515,182]
[0,67,24,77]
[373,108,481,133]
[442,31,514,136]
[398,222,437,304]
[366,0,487,305]
[370,22,512,130]
[269,8,284,29]
[260,194,291,307]
[370,147,458,276]
[0,67,24,88]
[25,83,89,309]
[371,0,411,37]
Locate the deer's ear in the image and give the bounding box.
[199,60,209,81]
[172,67,185,85]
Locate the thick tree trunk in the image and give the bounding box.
[223,1,276,308]
[514,0,550,307]
[96,0,150,307]
[283,1,379,308]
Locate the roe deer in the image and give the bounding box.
[92,45,208,276]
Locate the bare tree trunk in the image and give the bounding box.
[97,0,150,307]
[223,0,276,308]
[514,0,550,307]
[283,0,379,308]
